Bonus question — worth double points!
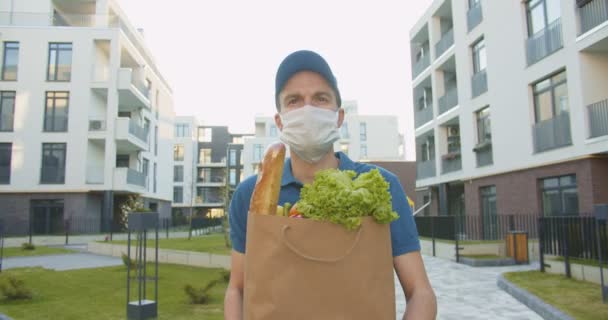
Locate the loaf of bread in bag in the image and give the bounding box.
[249,142,286,215]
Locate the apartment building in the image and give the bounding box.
[171,116,198,219]
[243,101,405,177]
[410,0,608,220]
[0,0,175,235]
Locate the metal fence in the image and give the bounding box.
[414,105,433,128]
[526,19,563,66]
[539,216,607,263]
[579,0,608,35]
[532,112,572,153]
[471,70,488,98]
[435,29,454,58]
[588,99,608,138]
[416,214,540,241]
[467,2,483,32]
[438,86,458,115]
[412,54,430,79]
[416,159,436,180]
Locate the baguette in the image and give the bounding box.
[249,142,286,215]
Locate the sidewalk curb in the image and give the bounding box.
[497,274,573,320]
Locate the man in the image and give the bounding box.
[224,50,437,319]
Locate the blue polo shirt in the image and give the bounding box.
[229,152,420,257]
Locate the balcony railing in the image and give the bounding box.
[412,54,431,79]
[579,0,608,35]
[438,86,458,115]
[128,120,148,143]
[435,29,454,58]
[0,11,117,27]
[526,19,563,66]
[126,168,146,187]
[533,112,572,153]
[40,166,65,184]
[474,143,493,167]
[441,153,462,174]
[467,2,483,32]
[416,160,436,180]
[588,99,608,138]
[471,70,488,98]
[415,106,433,128]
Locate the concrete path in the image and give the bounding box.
[2,253,122,271]
[395,255,542,320]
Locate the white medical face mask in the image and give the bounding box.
[279,105,340,163]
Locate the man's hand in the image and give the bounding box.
[224,250,245,320]
[394,251,437,320]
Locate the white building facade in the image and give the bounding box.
[410,0,608,218]
[0,0,175,234]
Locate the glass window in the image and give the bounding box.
[199,148,212,164]
[41,143,66,184]
[541,174,578,216]
[340,122,349,139]
[116,155,129,168]
[533,71,568,123]
[198,127,212,142]
[469,0,480,8]
[446,125,461,153]
[526,0,561,36]
[476,107,491,144]
[360,145,367,158]
[480,186,497,239]
[154,126,158,156]
[0,143,11,184]
[419,135,435,162]
[153,163,157,193]
[142,158,149,190]
[174,124,190,138]
[472,38,486,73]
[44,91,69,132]
[230,169,236,186]
[229,149,237,166]
[0,91,15,131]
[174,144,184,161]
[269,124,278,137]
[173,165,184,182]
[1,42,19,81]
[360,122,367,142]
[173,186,183,203]
[47,43,72,81]
[340,143,349,155]
[253,144,263,162]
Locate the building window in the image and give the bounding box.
[417,87,433,111]
[1,42,19,81]
[360,145,367,158]
[175,123,190,138]
[420,136,435,162]
[476,107,491,144]
[198,127,212,142]
[360,122,367,141]
[0,143,11,184]
[174,165,184,182]
[526,0,561,36]
[480,186,497,239]
[541,175,578,216]
[142,158,149,190]
[340,143,349,155]
[47,43,72,81]
[469,0,480,8]
[31,199,64,235]
[41,143,66,184]
[472,38,486,74]
[533,71,568,123]
[154,126,158,156]
[198,167,211,182]
[174,144,184,161]
[173,186,183,203]
[253,144,263,162]
[233,136,244,144]
[44,91,69,132]
[153,163,157,193]
[0,91,15,131]
[116,155,129,168]
[340,122,349,139]
[269,124,278,137]
[199,148,212,164]
[230,169,237,186]
[229,149,237,166]
[446,125,461,154]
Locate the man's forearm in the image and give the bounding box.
[224,287,244,320]
[403,288,437,320]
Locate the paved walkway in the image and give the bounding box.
[395,255,542,320]
[2,253,122,271]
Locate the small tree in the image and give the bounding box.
[118,195,149,229]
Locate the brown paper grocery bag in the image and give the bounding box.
[244,213,396,320]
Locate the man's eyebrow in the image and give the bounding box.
[282,93,301,101]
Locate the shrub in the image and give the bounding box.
[219,270,230,283]
[184,279,219,304]
[0,276,33,300]
[121,253,136,270]
[21,243,35,250]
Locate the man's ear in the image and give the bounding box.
[274,113,283,130]
[337,108,345,127]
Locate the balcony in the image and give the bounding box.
[588,99,608,138]
[471,70,488,98]
[533,112,572,153]
[115,117,148,152]
[579,0,608,35]
[113,167,146,192]
[416,160,436,180]
[415,106,433,128]
[527,19,563,66]
[412,54,431,79]
[441,152,462,174]
[0,11,117,27]
[474,142,493,167]
[435,29,454,59]
[198,159,227,168]
[194,196,225,207]
[467,2,483,32]
[438,86,458,115]
[117,68,150,110]
[197,176,227,187]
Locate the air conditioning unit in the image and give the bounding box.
[447,126,459,137]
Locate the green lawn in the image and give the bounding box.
[418,236,504,245]
[0,264,227,320]
[504,271,608,320]
[107,234,231,255]
[2,246,76,258]
[550,256,602,268]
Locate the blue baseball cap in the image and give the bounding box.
[274,50,342,110]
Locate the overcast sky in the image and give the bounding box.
[117,0,433,160]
